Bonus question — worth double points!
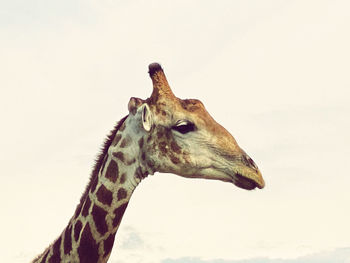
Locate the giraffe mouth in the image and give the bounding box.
[232,172,261,190]
[195,166,264,190]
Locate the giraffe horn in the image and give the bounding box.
[148,63,176,102]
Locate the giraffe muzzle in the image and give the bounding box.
[209,147,265,190]
[229,160,265,190]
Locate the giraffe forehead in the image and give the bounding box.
[179,98,205,112]
[150,97,207,119]
[175,99,218,129]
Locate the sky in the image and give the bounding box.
[0,1,349,262]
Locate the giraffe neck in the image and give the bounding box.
[34,116,151,263]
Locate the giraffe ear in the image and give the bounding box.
[128,97,144,115]
[141,104,153,132]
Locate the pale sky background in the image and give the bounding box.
[0,1,349,263]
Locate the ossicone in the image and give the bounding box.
[148,62,176,103]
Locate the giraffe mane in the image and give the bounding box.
[75,115,129,215]
[32,115,129,263]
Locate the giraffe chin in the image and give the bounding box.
[188,167,263,191]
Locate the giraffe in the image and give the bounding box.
[32,63,265,263]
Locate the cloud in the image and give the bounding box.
[120,227,145,250]
[161,247,350,263]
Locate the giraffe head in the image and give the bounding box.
[127,63,264,190]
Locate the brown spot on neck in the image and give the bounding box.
[113,203,129,227]
[103,234,116,258]
[120,135,132,148]
[117,188,128,201]
[73,203,82,219]
[113,152,125,163]
[90,175,98,193]
[96,184,113,206]
[119,121,126,132]
[92,205,108,235]
[112,152,136,166]
[104,159,119,183]
[119,173,126,184]
[126,157,136,165]
[63,224,72,255]
[74,220,82,241]
[81,197,91,217]
[78,223,99,263]
[113,134,122,147]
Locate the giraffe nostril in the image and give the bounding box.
[242,155,258,170]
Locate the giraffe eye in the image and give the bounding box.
[172,120,196,134]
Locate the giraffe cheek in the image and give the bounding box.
[183,151,192,165]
